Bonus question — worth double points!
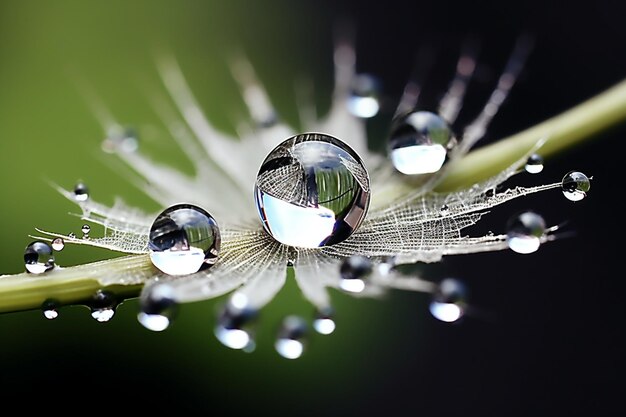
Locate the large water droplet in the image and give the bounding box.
[429,278,467,323]
[313,306,336,335]
[73,182,89,202]
[214,297,258,351]
[506,211,546,254]
[525,153,544,174]
[339,255,372,293]
[347,74,381,118]
[561,171,590,202]
[89,290,118,322]
[137,284,178,332]
[254,133,370,248]
[41,299,59,320]
[24,241,55,274]
[388,111,455,175]
[51,237,65,252]
[275,315,308,359]
[148,204,221,276]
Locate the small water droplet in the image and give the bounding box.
[51,237,65,251]
[81,224,91,239]
[347,73,381,118]
[275,315,308,359]
[137,284,178,332]
[24,241,55,274]
[525,153,544,174]
[440,204,450,214]
[388,111,456,175]
[254,133,371,248]
[561,170,590,202]
[214,298,258,351]
[148,204,221,276]
[102,125,139,154]
[41,299,59,320]
[429,278,467,323]
[313,306,336,335]
[68,232,76,239]
[339,255,372,293]
[89,289,117,322]
[73,182,89,202]
[506,211,546,254]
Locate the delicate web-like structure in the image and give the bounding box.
[11,35,590,354]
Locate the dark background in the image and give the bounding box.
[0,1,624,416]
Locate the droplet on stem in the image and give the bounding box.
[313,306,336,335]
[51,237,65,251]
[24,241,55,274]
[214,295,257,351]
[506,211,546,254]
[339,255,372,293]
[73,182,89,202]
[525,153,544,174]
[429,278,467,323]
[561,171,590,201]
[275,315,308,359]
[137,284,178,332]
[88,289,117,323]
[347,73,381,118]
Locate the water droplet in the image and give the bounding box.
[388,111,456,175]
[275,315,308,359]
[41,299,59,320]
[347,73,381,118]
[561,170,590,202]
[214,297,258,351]
[506,211,546,254]
[81,224,91,239]
[429,278,467,323]
[148,204,221,276]
[24,241,55,274]
[51,237,65,251]
[254,133,371,248]
[102,125,139,154]
[68,232,76,239]
[525,153,544,174]
[440,204,450,214]
[137,284,178,331]
[89,289,117,322]
[376,256,396,276]
[313,306,336,335]
[339,255,372,293]
[73,182,89,202]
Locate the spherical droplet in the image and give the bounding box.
[525,153,544,174]
[347,73,381,118]
[73,182,89,202]
[137,284,178,332]
[24,241,55,274]
[506,211,546,254]
[51,237,65,252]
[429,278,467,323]
[148,204,221,276]
[313,306,336,335]
[561,170,590,202]
[81,224,91,238]
[214,297,258,351]
[89,290,117,323]
[255,133,370,248]
[339,255,372,293]
[388,111,456,175]
[41,299,59,320]
[275,315,308,359]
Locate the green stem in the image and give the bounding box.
[1,78,626,315]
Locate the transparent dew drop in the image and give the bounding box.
[102,125,139,154]
[73,182,89,202]
[254,133,371,248]
[339,255,372,293]
[81,224,91,239]
[148,204,221,276]
[214,296,258,351]
[68,232,76,239]
[429,278,467,323]
[41,299,59,320]
[275,315,308,359]
[525,153,544,174]
[561,170,590,202]
[137,284,178,332]
[313,306,336,335]
[24,241,55,274]
[88,290,117,323]
[388,110,456,175]
[347,73,381,118]
[51,237,65,252]
[506,211,546,254]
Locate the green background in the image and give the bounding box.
[1,1,624,415]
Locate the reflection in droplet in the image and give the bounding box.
[313,306,336,335]
[388,111,456,175]
[214,298,258,351]
[137,284,178,332]
[73,182,89,202]
[347,74,381,118]
[51,237,65,252]
[41,299,59,320]
[24,241,55,274]
[525,153,544,174]
[275,315,308,359]
[254,133,370,248]
[506,211,546,254]
[148,204,221,276]
[561,171,590,202]
[89,289,117,323]
[339,255,372,293]
[81,224,91,239]
[429,278,467,323]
